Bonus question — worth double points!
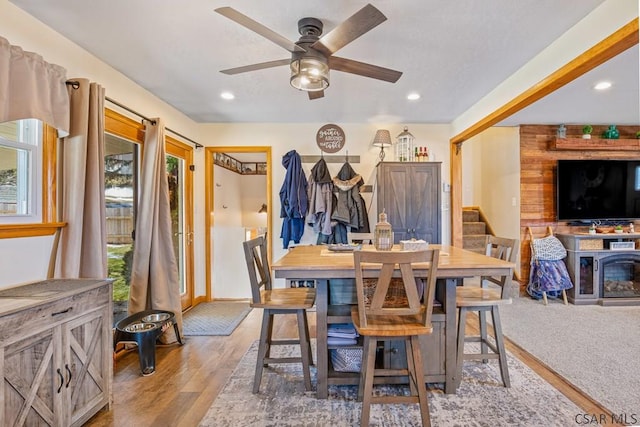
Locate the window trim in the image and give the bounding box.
[0,123,65,239]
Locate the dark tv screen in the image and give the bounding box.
[556,160,640,221]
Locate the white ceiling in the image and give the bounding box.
[10,0,639,126]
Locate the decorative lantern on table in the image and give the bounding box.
[395,126,415,162]
[374,210,393,250]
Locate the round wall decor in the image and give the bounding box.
[316,124,345,153]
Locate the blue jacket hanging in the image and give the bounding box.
[279,150,308,248]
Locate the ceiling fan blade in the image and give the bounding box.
[215,7,305,53]
[220,59,290,75]
[330,56,402,83]
[308,90,324,100]
[311,4,387,56]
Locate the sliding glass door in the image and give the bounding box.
[166,138,194,311]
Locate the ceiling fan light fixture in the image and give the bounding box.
[290,57,329,92]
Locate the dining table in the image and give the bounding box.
[271,244,515,399]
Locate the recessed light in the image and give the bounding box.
[220,91,235,100]
[593,81,612,91]
[407,93,421,101]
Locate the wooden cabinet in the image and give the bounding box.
[377,162,441,243]
[326,282,446,384]
[557,233,640,306]
[0,279,112,426]
[384,308,445,381]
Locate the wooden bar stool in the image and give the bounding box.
[456,236,517,388]
[351,249,440,427]
[243,235,316,393]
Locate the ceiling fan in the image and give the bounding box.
[215,4,402,100]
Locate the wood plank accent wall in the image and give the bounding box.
[519,124,640,288]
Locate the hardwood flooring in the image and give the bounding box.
[86,307,620,427]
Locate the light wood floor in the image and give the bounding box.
[86,307,620,427]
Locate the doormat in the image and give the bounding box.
[182,301,251,336]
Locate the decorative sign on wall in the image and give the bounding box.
[316,124,345,153]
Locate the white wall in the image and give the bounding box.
[211,166,246,298]
[211,167,269,299]
[240,175,268,229]
[200,123,453,289]
[463,127,521,273]
[0,1,206,290]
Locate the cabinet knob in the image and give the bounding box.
[390,347,399,354]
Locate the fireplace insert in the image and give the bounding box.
[600,255,640,299]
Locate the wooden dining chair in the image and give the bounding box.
[351,249,440,427]
[242,235,316,393]
[456,235,518,388]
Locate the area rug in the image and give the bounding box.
[182,301,251,336]
[499,294,640,416]
[200,340,583,426]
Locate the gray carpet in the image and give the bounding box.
[200,340,583,426]
[499,294,640,416]
[182,301,252,336]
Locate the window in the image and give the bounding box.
[0,119,58,238]
[0,119,41,219]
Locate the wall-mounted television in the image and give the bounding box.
[557,159,640,222]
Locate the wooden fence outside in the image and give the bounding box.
[106,207,133,244]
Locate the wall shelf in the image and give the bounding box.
[213,152,266,175]
[550,137,640,151]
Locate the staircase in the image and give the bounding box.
[463,208,488,254]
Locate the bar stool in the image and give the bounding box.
[456,235,518,388]
[351,249,440,427]
[243,235,316,393]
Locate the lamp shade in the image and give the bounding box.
[372,129,392,147]
[372,129,392,161]
[290,57,329,92]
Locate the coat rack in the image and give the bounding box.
[299,154,360,164]
[298,154,371,192]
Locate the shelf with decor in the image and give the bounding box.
[213,152,266,175]
[550,137,640,151]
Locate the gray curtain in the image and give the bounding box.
[0,36,69,135]
[55,79,107,278]
[128,118,183,343]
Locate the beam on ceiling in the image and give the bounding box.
[449,18,639,248]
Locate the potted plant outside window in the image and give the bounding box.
[582,125,593,139]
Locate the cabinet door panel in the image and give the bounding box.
[379,165,409,240]
[64,306,110,427]
[411,166,441,243]
[3,328,61,427]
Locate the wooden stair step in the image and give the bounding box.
[462,210,480,223]
[463,222,486,235]
[463,234,487,253]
